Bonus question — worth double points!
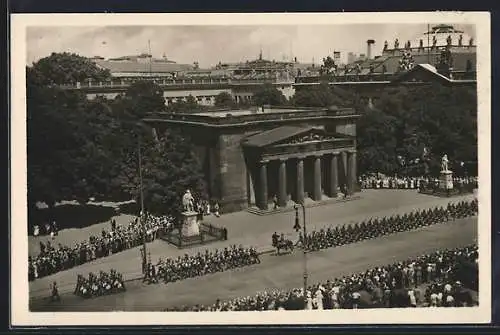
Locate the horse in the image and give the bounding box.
[274,239,294,255]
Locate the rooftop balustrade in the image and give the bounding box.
[59,76,295,90]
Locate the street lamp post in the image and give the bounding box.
[294,202,308,309]
[138,134,147,274]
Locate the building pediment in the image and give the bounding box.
[280,129,337,146]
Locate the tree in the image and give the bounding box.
[123,81,166,118]
[100,83,207,214]
[29,52,111,85]
[356,83,477,177]
[27,52,207,222]
[165,95,207,114]
[252,83,287,106]
[214,92,235,108]
[27,75,98,209]
[292,84,346,108]
[140,129,207,216]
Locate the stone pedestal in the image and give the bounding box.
[181,211,200,237]
[439,170,454,190]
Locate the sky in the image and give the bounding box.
[26,24,475,68]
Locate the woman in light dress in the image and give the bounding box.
[33,225,40,237]
[315,288,324,310]
[408,290,417,307]
[351,291,361,309]
[330,285,341,309]
[430,292,438,307]
[305,291,313,310]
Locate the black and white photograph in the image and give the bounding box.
[10,12,491,325]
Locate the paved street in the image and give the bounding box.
[30,216,477,311]
[28,190,476,298]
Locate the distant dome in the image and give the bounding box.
[406,24,474,49]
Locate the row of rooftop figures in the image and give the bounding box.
[383,35,474,51]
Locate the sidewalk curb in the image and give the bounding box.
[246,196,362,216]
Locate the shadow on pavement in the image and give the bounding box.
[29,204,117,234]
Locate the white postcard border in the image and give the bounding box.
[10,11,492,326]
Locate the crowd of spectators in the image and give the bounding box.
[73,269,126,299]
[360,175,423,189]
[359,175,477,191]
[143,245,260,285]
[295,199,477,252]
[28,213,169,281]
[165,244,478,311]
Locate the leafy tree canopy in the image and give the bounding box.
[28,52,111,86]
[291,83,346,108]
[166,95,208,114]
[252,83,288,106]
[27,59,206,218]
[141,129,207,216]
[357,84,477,177]
[214,92,236,109]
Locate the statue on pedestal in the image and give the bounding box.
[441,154,449,172]
[182,189,195,212]
[439,154,454,191]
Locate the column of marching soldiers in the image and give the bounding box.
[46,198,478,303]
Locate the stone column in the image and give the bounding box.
[278,159,287,207]
[313,155,322,201]
[258,160,268,210]
[328,153,339,198]
[296,157,305,204]
[351,150,357,191]
[347,151,356,195]
[341,151,348,192]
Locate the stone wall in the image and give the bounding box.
[216,133,249,213]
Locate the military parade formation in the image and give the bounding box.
[142,245,261,284]
[296,200,477,253]
[73,270,126,299]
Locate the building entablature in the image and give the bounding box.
[257,137,355,162]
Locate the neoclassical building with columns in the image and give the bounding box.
[144,106,360,213]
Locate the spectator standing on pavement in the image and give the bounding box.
[33,224,40,237]
[50,281,60,302]
[214,202,220,217]
[273,195,279,210]
[51,220,59,236]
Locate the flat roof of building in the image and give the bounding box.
[144,106,359,128]
[195,107,317,118]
